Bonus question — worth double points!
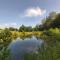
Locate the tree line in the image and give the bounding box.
[3,12,59,32]
[0,12,60,32]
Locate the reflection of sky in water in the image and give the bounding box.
[9,36,43,60]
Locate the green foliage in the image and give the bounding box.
[0,28,12,46]
[24,28,60,60]
[24,43,60,60]
[8,27,18,31]
[11,31,18,39]
[19,25,32,32]
[33,24,44,31]
[40,28,60,44]
[42,12,60,29]
[0,28,12,60]
[51,13,60,28]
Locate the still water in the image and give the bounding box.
[9,36,43,60]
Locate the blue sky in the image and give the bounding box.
[0,0,60,28]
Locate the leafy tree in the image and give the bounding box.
[19,25,26,32]
[40,12,60,30]
[8,27,18,31]
[19,25,32,32]
[51,13,60,28]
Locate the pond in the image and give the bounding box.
[9,36,43,60]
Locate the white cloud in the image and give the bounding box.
[0,23,17,29]
[24,7,46,17]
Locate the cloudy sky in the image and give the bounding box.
[0,0,60,28]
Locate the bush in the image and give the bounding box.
[0,29,12,60]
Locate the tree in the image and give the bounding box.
[51,13,60,28]
[41,12,60,29]
[9,27,18,31]
[19,25,25,32]
[19,25,32,32]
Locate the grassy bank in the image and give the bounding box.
[10,28,60,60]
[11,31,43,39]
[0,28,60,60]
[24,28,60,60]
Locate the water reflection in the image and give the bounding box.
[9,36,43,60]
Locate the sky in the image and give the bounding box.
[0,0,60,28]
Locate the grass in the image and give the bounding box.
[11,31,43,39]
[24,28,60,60]
[24,43,60,60]
[0,28,60,60]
